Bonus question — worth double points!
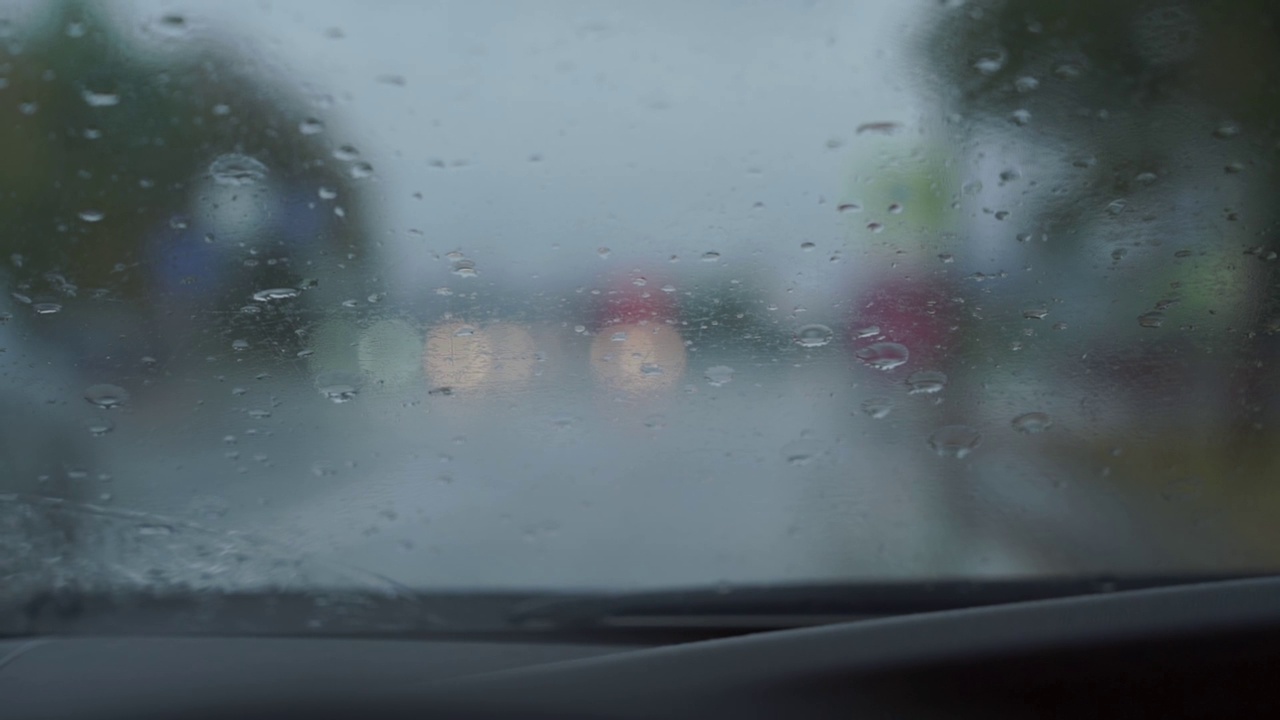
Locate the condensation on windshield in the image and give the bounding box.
[3,0,1280,606]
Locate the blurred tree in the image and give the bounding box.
[0,0,373,502]
[1,0,372,367]
[916,0,1280,569]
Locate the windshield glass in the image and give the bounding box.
[3,0,1279,612]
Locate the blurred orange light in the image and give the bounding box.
[422,321,537,393]
[589,322,686,397]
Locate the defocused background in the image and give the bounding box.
[2,0,1279,600]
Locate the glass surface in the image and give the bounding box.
[3,0,1279,607]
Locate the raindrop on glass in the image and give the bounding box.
[85,418,115,436]
[854,342,910,371]
[1013,75,1039,92]
[315,372,362,403]
[929,425,981,459]
[136,524,174,536]
[209,153,269,186]
[972,49,1006,75]
[1012,412,1053,434]
[1212,122,1241,140]
[906,370,948,395]
[81,89,120,107]
[861,398,893,419]
[704,365,735,387]
[252,287,300,302]
[85,383,129,409]
[1138,311,1165,328]
[794,324,834,348]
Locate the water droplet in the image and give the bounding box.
[318,186,337,200]
[610,331,628,342]
[1212,121,1241,140]
[231,339,250,352]
[1012,412,1053,434]
[85,383,129,409]
[136,524,174,536]
[928,425,981,458]
[704,365,735,387]
[1106,199,1127,215]
[972,49,1007,75]
[252,287,300,302]
[866,222,884,233]
[794,324,834,348]
[639,363,665,377]
[78,209,104,222]
[350,161,374,179]
[701,251,722,262]
[85,418,114,436]
[906,370,948,395]
[1022,307,1049,320]
[1111,248,1128,261]
[938,252,955,263]
[800,242,816,252]
[316,371,362,403]
[1010,109,1032,126]
[209,153,269,186]
[333,145,360,161]
[855,122,901,135]
[298,117,325,135]
[149,14,189,37]
[854,342,910,371]
[33,302,63,315]
[1138,311,1165,328]
[837,202,861,213]
[81,88,120,107]
[861,398,893,419]
[1014,75,1039,92]
[451,259,478,278]
[597,247,612,259]
[1053,63,1082,79]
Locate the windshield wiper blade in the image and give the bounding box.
[506,574,1268,639]
[2,574,1264,645]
